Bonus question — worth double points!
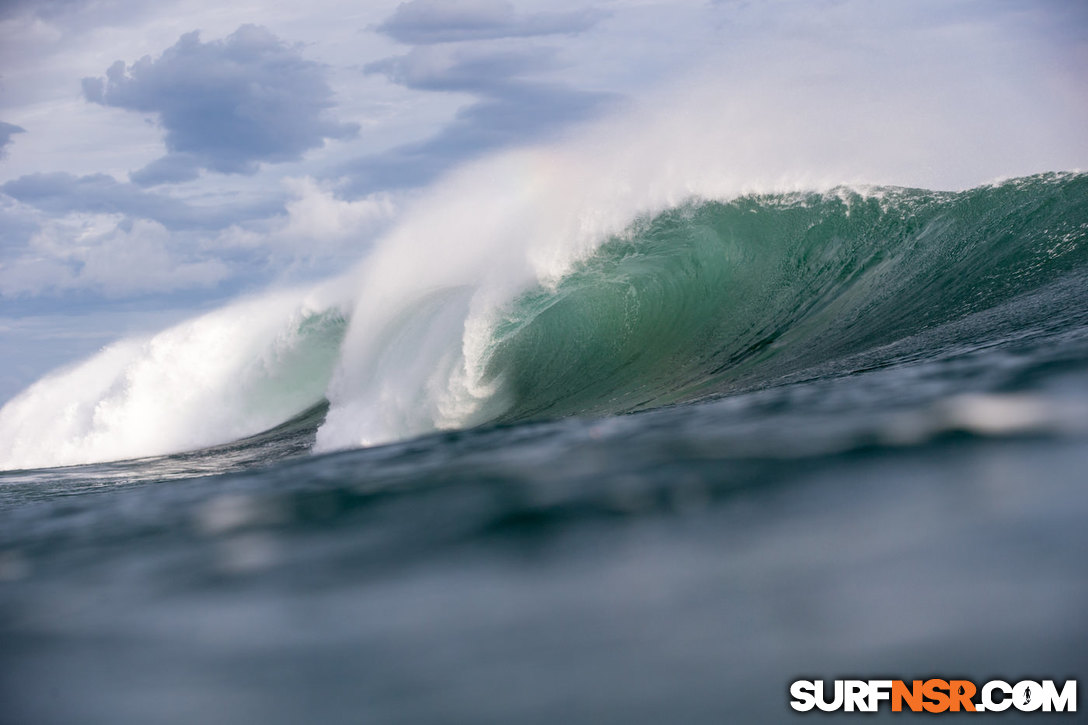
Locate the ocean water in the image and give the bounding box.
[2,173,1087,722]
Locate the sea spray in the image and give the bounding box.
[0,289,349,469]
[315,173,1088,450]
[4,4,1088,468]
[3,173,1086,469]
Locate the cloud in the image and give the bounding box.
[365,44,558,92]
[344,83,615,192]
[376,0,607,44]
[339,3,616,194]
[0,175,395,303]
[273,178,395,251]
[128,153,203,186]
[0,0,87,21]
[0,214,230,298]
[0,172,283,301]
[346,43,618,192]
[218,177,396,263]
[0,122,26,158]
[81,24,359,184]
[2,172,281,229]
[0,194,41,254]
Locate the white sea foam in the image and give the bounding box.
[313,28,1088,451]
[0,287,348,469]
[3,5,1086,468]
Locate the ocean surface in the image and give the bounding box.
[2,172,1087,722]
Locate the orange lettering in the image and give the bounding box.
[892,680,924,712]
[923,679,950,713]
[948,680,976,712]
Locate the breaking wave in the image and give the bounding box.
[1,172,1085,470]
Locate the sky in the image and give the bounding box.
[1,0,1086,403]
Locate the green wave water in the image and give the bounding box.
[9,174,1082,468]
[3,173,1088,725]
[481,173,1088,421]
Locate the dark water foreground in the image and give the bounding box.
[2,175,1087,723]
[3,306,1087,722]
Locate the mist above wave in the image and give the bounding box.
[2,4,1086,470]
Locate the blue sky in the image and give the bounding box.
[1,0,1086,402]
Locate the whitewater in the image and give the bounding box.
[2,57,1087,469]
[3,7,1088,723]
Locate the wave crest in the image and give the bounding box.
[3,173,1085,469]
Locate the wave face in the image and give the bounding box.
[476,173,1088,422]
[1,172,1086,469]
[315,171,1088,450]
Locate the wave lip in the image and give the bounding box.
[3,172,1086,470]
[320,172,1088,449]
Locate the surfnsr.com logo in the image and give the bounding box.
[790,679,1077,713]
